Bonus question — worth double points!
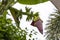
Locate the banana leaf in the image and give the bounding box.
[17,0,48,5]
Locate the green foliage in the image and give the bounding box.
[17,0,48,5]
[33,12,39,21]
[9,6,39,25]
[45,11,60,40]
[0,0,45,40]
[0,0,47,28]
[0,11,27,40]
[9,7,20,28]
[0,0,16,15]
[0,11,38,40]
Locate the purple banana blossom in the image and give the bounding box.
[31,19,43,34]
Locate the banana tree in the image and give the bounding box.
[16,0,48,34]
[0,0,48,34]
[0,0,49,40]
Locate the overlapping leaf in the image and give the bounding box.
[17,0,48,5]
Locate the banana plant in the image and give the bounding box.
[0,0,48,28]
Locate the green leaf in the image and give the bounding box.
[9,7,20,27]
[29,34,32,37]
[0,2,2,5]
[45,11,60,40]
[3,10,8,18]
[25,7,31,12]
[6,19,12,24]
[33,38,35,40]
[17,0,48,5]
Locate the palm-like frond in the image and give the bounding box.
[45,11,60,40]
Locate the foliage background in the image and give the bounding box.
[0,0,58,39]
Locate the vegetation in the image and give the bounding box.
[0,11,27,40]
[0,0,48,40]
[45,11,60,40]
[17,0,48,5]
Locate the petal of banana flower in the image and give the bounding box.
[31,19,43,34]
